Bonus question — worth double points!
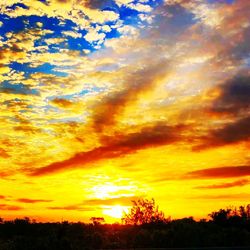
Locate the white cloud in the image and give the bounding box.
[84,29,106,43]
[127,3,152,12]
[62,30,82,39]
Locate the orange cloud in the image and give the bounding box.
[92,60,170,133]
[0,148,10,158]
[29,123,186,176]
[194,116,250,150]
[191,193,250,200]
[0,171,12,178]
[186,166,250,179]
[16,198,53,203]
[0,204,23,211]
[48,205,95,212]
[50,98,73,108]
[195,179,250,189]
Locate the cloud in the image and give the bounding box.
[191,193,250,200]
[84,29,106,43]
[0,82,39,96]
[194,74,250,150]
[16,198,53,203]
[0,171,12,178]
[47,205,95,211]
[210,116,250,144]
[231,26,250,61]
[84,0,111,10]
[29,123,185,176]
[0,204,23,211]
[51,98,73,108]
[92,60,170,133]
[14,125,41,134]
[210,75,250,115]
[0,0,120,40]
[62,30,82,39]
[186,165,250,179]
[0,47,26,65]
[165,0,250,32]
[195,116,250,150]
[127,3,152,13]
[0,148,10,158]
[84,195,142,206]
[115,0,152,12]
[195,179,250,189]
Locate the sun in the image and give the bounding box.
[103,205,129,219]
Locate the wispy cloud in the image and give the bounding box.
[190,193,250,200]
[186,166,250,179]
[195,179,250,189]
[47,205,95,212]
[92,60,171,133]
[29,123,186,176]
[16,198,53,203]
[84,195,142,206]
[194,116,250,150]
[0,204,23,211]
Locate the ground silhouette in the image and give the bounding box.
[0,201,250,249]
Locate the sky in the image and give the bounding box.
[0,0,249,223]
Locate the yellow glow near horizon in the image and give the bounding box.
[103,205,129,219]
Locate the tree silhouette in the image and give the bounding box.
[209,204,250,228]
[122,198,168,225]
[209,208,232,226]
[239,205,250,220]
[90,217,105,225]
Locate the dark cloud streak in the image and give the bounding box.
[194,116,250,150]
[186,166,250,179]
[211,76,250,115]
[0,204,23,211]
[29,123,185,176]
[16,198,53,203]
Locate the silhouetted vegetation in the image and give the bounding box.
[90,217,105,226]
[1,202,250,249]
[122,198,169,225]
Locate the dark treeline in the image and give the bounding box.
[1,203,250,249]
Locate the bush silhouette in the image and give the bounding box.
[122,198,168,225]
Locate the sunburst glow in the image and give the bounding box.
[103,205,129,219]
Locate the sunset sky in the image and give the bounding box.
[0,0,249,223]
